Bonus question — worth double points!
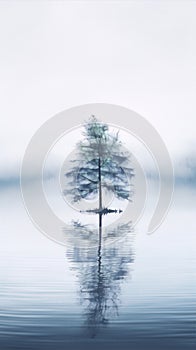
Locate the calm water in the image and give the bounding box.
[0,186,196,349]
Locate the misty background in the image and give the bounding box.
[0,1,196,188]
[0,3,196,349]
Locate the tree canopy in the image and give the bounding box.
[64,116,134,210]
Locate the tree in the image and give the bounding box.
[64,116,134,234]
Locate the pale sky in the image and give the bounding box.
[0,1,196,178]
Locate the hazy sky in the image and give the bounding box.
[0,1,196,177]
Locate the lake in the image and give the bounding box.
[0,185,195,350]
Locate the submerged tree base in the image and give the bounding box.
[80,208,123,215]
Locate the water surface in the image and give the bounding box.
[0,186,195,349]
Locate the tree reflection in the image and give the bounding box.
[64,222,135,337]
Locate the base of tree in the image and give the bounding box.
[80,208,123,215]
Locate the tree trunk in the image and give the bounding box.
[98,157,102,230]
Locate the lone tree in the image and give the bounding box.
[64,116,134,232]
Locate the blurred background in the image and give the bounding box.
[0,1,195,349]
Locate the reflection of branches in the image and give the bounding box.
[63,219,133,248]
[65,222,135,337]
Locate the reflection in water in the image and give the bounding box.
[65,222,135,337]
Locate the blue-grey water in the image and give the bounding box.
[0,185,196,350]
